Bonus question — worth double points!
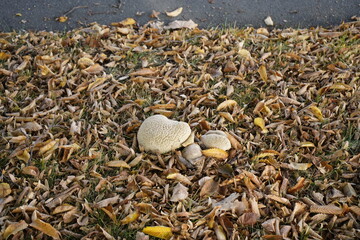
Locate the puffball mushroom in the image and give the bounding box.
[137,114,192,154]
[201,130,231,151]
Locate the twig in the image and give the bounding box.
[63,5,88,17]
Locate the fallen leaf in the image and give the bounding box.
[258,65,268,82]
[264,16,274,26]
[52,204,76,215]
[30,218,60,239]
[200,178,219,197]
[309,106,324,122]
[166,7,183,17]
[202,148,228,159]
[129,68,157,76]
[106,160,130,168]
[3,220,28,239]
[57,16,68,22]
[287,177,306,194]
[166,173,192,185]
[310,204,343,215]
[238,212,258,226]
[142,226,173,240]
[0,183,11,198]
[0,52,11,60]
[289,162,312,170]
[254,117,268,133]
[120,210,140,225]
[170,183,189,202]
[300,141,315,148]
[217,99,237,111]
[164,20,198,29]
[21,166,39,177]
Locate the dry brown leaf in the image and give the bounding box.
[310,204,343,215]
[0,183,11,198]
[0,52,11,60]
[170,183,189,202]
[166,7,183,17]
[30,218,60,239]
[202,148,228,159]
[289,162,312,170]
[52,204,76,215]
[200,178,219,197]
[238,212,258,226]
[166,173,192,185]
[83,64,103,74]
[3,220,28,239]
[287,177,306,194]
[106,160,130,168]
[142,226,173,240]
[129,68,157,76]
[217,99,238,111]
[21,166,39,177]
[300,142,315,148]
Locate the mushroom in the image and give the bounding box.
[201,130,231,151]
[182,143,203,162]
[137,114,192,154]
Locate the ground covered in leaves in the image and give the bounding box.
[0,18,359,240]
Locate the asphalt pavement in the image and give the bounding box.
[0,0,359,32]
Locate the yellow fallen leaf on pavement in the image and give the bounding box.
[0,183,11,198]
[30,218,60,239]
[3,220,28,239]
[57,16,68,22]
[166,7,183,17]
[202,148,228,159]
[309,105,324,122]
[143,226,173,240]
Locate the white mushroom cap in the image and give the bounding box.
[201,130,231,151]
[182,143,202,161]
[137,115,191,154]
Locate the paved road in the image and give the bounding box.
[0,0,359,32]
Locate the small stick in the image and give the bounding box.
[63,5,88,17]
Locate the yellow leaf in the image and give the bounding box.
[0,52,11,60]
[15,13,22,17]
[120,210,140,224]
[202,148,229,159]
[300,141,315,148]
[16,149,30,162]
[3,220,28,239]
[120,18,136,26]
[38,140,57,155]
[57,16,68,22]
[254,117,268,133]
[251,150,279,160]
[78,57,94,69]
[258,65,267,82]
[216,99,237,111]
[106,160,130,168]
[29,218,60,239]
[166,7,183,17]
[0,183,11,198]
[142,226,173,240]
[309,106,324,122]
[238,49,251,59]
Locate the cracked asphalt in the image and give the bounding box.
[0,0,359,31]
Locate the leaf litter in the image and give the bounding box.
[0,17,359,239]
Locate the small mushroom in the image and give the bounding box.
[182,144,202,161]
[201,130,231,151]
[137,115,191,154]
